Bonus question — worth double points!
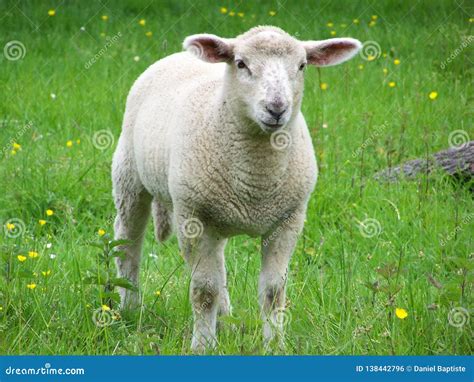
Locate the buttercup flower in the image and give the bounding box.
[42,270,52,277]
[13,142,21,150]
[155,290,161,297]
[368,20,376,27]
[395,308,408,319]
[229,11,235,16]
[353,18,359,24]
[320,82,328,90]
[66,140,73,147]
[371,15,378,20]
[28,251,39,258]
[429,91,438,100]
[98,229,106,236]
[383,68,388,75]
[237,12,244,18]
[39,219,47,226]
[27,283,37,290]
[220,7,227,14]
[17,255,27,262]
[138,19,146,26]
[269,10,276,16]
[102,304,111,311]
[48,9,55,17]
[145,31,152,37]
[46,209,54,216]
[6,222,15,231]
[394,59,400,65]
[330,31,336,36]
[327,22,334,27]
[388,81,396,88]
[101,15,108,21]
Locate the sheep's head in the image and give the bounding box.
[184,26,361,133]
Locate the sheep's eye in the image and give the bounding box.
[299,62,306,71]
[236,60,247,69]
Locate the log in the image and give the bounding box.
[374,141,473,183]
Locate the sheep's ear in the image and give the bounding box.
[183,34,234,63]
[303,38,362,67]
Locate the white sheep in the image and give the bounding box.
[112,26,361,352]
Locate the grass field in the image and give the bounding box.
[0,0,472,355]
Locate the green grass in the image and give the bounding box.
[0,0,472,355]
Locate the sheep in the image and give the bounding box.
[111,26,361,352]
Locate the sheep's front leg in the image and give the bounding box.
[259,214,304,351]
[178,224,227,353]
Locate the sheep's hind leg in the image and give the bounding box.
[177,219,227,353]
[112,144,152,310]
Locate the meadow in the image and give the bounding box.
[0,0,472,355]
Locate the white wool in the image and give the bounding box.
[112,26,361,352]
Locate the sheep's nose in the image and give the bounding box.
[265,104,287,120]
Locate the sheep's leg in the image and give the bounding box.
[112,140,152,310]
[259,214,304,351]
[177,222,227,353]
[218,249,232,317]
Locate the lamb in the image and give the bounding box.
[111,26,361,352]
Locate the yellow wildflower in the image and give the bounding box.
[371,15,378,20]
[388,81,396,88]
[6,222,15,231]
[155,290,161,297]
[320,82,328,90]
[28,251,39,258]
[353,18,359,24]
[229,11,235,16]
[330,30,336,36]
[102,304,111,311]
[395,308,408,319]
[76,139,81,144]
[367,55,376,61]
[39,219,47,226]
[17,255,27,262]
[48,9,55,17]
[269,10,276,16]
[42,270,52,277]
[429,91,438,100]
[220,7,227,14]
[145,31,153,37]
[66,140,73,147]
[368,20,376,27]
[101,15,108,21]
[98,229,106,236]
[394,59,400,65]
[358,64,364,70]
[383,68,388,75]
[327,22,334,27]
[138,19,146,26]
[27,283,37,290]
[46,209,54,216]
[13,142,21,150]
[237,12,244,18]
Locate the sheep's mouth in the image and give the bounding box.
[261,121,283,129]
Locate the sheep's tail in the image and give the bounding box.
[152,199,172,242]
